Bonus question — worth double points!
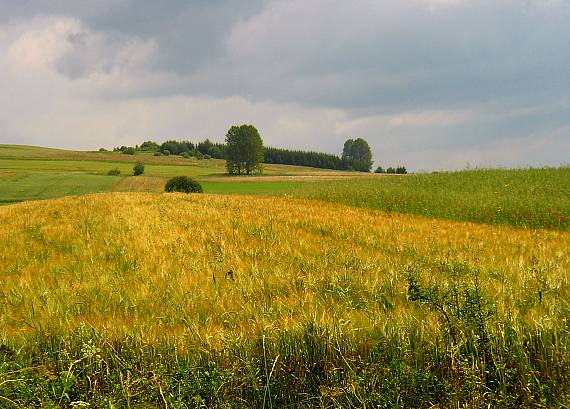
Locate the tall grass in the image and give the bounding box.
[294,167,570,230]
[0,193,568,407]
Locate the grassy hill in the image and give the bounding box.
[0,192,569,407]
[1,144,568,230]
[0,144,360,204]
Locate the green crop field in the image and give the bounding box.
[292,167,570,231]
[0,144,569,407]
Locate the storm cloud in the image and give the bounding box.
[0,0,568,170]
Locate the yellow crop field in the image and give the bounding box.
[0,192,568,407]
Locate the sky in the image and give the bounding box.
[0,0,568,171]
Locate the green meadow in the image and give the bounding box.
[1,145,568,231]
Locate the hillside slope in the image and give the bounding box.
[0,144,363,204]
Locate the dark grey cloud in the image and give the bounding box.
[4,0,567,111]
[215,0,570,112]
[0,0,266,73]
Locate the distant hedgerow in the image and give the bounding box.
[165,176,203,193]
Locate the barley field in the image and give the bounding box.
[0,192,568,407]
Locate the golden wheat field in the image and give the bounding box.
[0,192,567,348]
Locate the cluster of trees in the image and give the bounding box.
[114,146,137,155]
[157,140,225,159]
[113,139,225,159]
[224,128,379,174]
[375,166,407,174]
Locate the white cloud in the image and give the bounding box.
[3,16,164,96]
[6,17,77,73]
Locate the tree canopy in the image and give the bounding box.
[342,138,373,172]
[225,125,264,175]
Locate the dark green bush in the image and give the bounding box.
[107,168,121,176]
[123,147,136,155]
[153,152,163,157]
[162,150,171,156]
[165,176,203,193]
[133,162,145,176]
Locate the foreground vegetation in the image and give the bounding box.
[0,193,568,407]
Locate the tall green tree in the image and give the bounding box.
[342,138,373,172]
[225,125,264,175]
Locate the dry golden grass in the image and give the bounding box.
[0,171,17,178]
[0,192,567,349]
[115,176,167,192]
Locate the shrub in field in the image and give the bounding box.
[153,152,163,156]
[123,147,136,155]
[165,176,203,193]
[162,150,171,156]
[374,166,385,173]
[180,152,191,159]
[406,262,494,351]
[133,162,145,176]
[107,168,121,176]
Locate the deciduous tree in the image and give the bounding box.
[225,125,264,175]
[342,138,373,172]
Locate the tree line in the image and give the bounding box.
[264,147,346,170]
[114,138,355,171]
[110,125,406,174]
